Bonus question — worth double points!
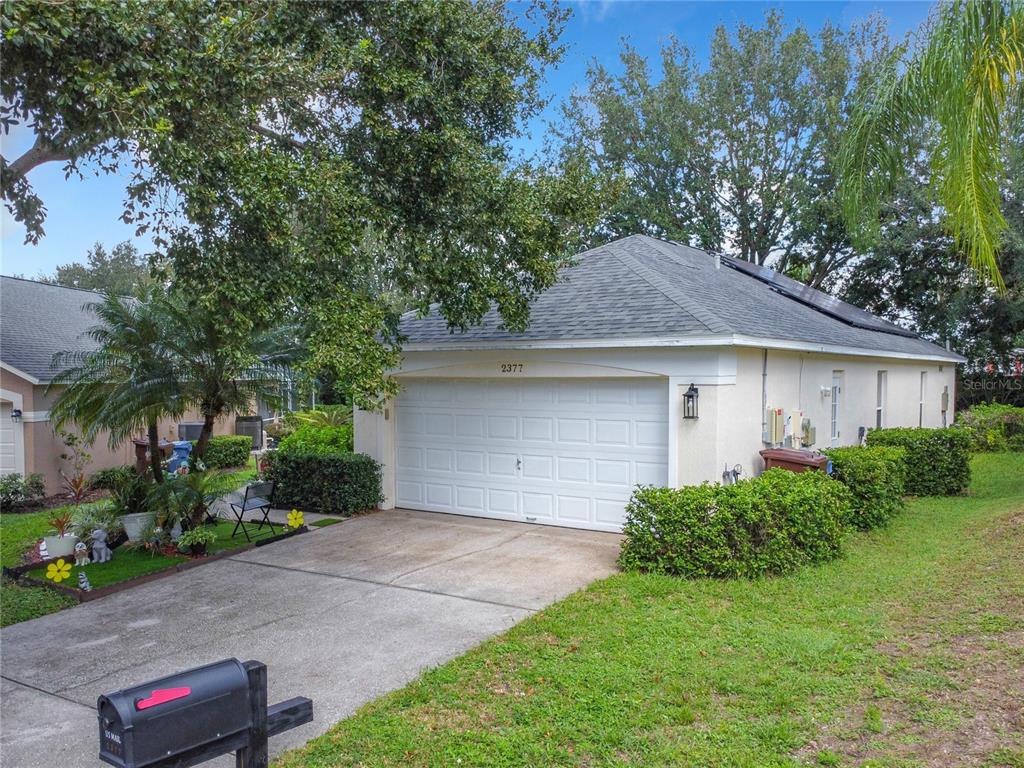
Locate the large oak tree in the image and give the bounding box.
[2,0,601,402]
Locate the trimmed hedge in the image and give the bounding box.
[865,427,971,496]
[195,435,253,468]
[276,424,353,455]
[90,465,136,490]
[957,404,1024,452]
[618,468,852,578]
[824,446,906,530]
[265,450,382,516]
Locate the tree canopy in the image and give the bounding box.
[2,0,601,403]
[557,11,893,288]
[41,241,157,297]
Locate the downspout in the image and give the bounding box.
[761,348,768,443]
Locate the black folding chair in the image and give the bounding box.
[229,481,277,541]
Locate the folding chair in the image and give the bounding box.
[229,481,277,542]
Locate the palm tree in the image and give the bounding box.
[839,0,1023,289]
[159,300,302,460]
[49,290,186,483]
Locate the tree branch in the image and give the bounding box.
[3,133,73,183]
[250,123,307,151]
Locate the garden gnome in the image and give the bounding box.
[74,541,90,566]
[90,529,112,563]
[78,572,92,592]
[39,539,49,559]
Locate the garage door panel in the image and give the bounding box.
[396,379,668,531]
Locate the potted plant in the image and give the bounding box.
[113,472,157,542]
[42,510,78,558]
[177,527,217,556]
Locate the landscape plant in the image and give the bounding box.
[824,445,907,529]
[177,527,216,556]
[276,424,354,455]
[0,473,45,510]
[193,435,253,469]
[55,429,92,503]
[618,469,852,578]
[957,402,1024,451]
[865,426,972,496]
[265,450,382,517]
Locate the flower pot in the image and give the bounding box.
[42,534,78,559]
[122,511,157,542]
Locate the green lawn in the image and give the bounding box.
[276,453,1024,768]
[0,458,260,627]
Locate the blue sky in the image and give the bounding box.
[0,1,934,278]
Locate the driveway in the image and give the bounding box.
[0,510,621,767]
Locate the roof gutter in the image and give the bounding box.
[401,334,966,364]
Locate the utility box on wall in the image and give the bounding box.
[764,407,785,445]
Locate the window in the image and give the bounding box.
[919,371,927,427]
[830,371,842,446]
[876,371,887,429]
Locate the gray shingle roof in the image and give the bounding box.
[1,276,105,382]
[400,234,963,362]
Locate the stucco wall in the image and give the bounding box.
[717,348,957,481]
[0,372,239,493]
[355,344,959,506]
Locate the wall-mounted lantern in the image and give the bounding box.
[682,384,699,420]
[10,408,22,423]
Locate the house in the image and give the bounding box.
[0,277,239,494]
[355,235,964,533]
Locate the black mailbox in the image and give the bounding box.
[97,658,251,768]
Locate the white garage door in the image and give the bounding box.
[0,403,21,476]
[394,378,668,532]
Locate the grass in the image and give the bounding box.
[0,456,259,627]
[275,453,1024,768]
[311,518,344,528]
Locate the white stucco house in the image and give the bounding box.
[355,235,963,533]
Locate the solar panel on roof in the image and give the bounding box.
[720,256,919,338]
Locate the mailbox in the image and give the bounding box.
[97,658,251,768]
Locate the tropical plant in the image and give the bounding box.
[47,510,74,538]
[157,301,298,460]
[291,406,353,429]
[145,470,224,531]
[55,429,92,502]
[49,290,187,483]
[839,0,1024,288]
[108,472,151,517]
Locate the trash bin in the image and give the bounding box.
[167,441,193,473]
[759,448,829,474]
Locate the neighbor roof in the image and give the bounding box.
[0,276,105,383]
[399,235,964,362]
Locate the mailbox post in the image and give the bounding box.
[97,659,312,768]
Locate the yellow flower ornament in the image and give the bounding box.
[287,509,304,529]
[46,559,72,583]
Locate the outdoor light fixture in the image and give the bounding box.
[682,384,699,420]
[9,408,22,423]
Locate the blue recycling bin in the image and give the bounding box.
[168,440,193,473]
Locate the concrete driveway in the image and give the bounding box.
[0,510,621,767]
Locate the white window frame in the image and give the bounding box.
[919,371,927,427]
[830,371,843,447]
[875,371,887,429]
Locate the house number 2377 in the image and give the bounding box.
[499,363,524,373]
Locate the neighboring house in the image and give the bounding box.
[356,235,964,533]
[0,277,236,494]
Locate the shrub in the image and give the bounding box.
[865,427,972,496]
[957,404,1024,452]
[277,424,353,455]
[618,468,852,578]
[265,450,382,516]
[0,473,46,510]
[90,465,135,490]
[823,446,907,530]
[194,435,252,468]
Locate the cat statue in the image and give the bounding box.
[90,529,113,564]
